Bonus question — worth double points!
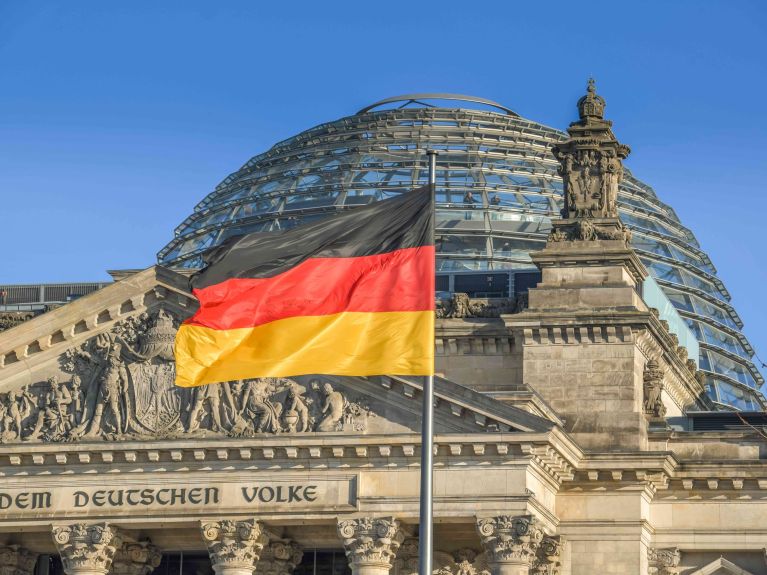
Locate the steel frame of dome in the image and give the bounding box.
[157,95,766,411]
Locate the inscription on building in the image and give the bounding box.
[0,478,353,517]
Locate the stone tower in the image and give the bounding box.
[506,80,687,450]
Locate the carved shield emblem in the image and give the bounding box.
[127,360,181,435]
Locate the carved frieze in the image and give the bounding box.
[0,309,373,443]
[52,523,120,575]
[337,516,404,570]
[201,519,269,574]
[476,515,545,568]
[0,546,37,575]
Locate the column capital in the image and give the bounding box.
[0,545,37,575]
[52,523,120,575]
[531,535,564,575]
[255,540,303,575]
[201,519,269,575]
[476,515,545,569]
[337,516,404,572]
[111,541,162,575]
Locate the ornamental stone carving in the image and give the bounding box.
[476,515,545,571]
[0,309,372,444]
[436,294,526,319]
[392,537,420,575]
[52,523,120,575]
[255,540,303,575]
[111,541,162,575]
[0,546,37,575]
[531,536,564,575]
[643,359,667,418]
[647,547,681,575]
[337,516,405,573]
[548,79,632,244]
[200,520,269,575]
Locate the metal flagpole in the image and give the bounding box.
[418,149,437,575]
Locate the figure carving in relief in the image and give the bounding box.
[83,337,130,437]
[242,379,283,433]
[70,375,84,427]
[0,388,34,441]
[316,382,345,431]
[283,383,310,432]
[186,384,226,433]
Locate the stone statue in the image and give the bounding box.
[643,359,666,418]
[316,383,345,432]
[549,79,632,243]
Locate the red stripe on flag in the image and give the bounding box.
[184,246,435,330]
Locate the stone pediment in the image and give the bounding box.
[0,266,552,445]
[688,557,761,575]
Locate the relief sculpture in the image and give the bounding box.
[0,309,373,444]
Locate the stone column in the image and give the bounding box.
[254,540,302,575]
[52,523,120,575]
[0,545,38,575]
[337,517,404,575]
[476,515,544,575]
[201,520,269,575]
[111,541,162,575]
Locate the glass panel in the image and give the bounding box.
[712,379,760,411]
[702,324,748,358]
[647,261,684,285]
[632,234,674,258]
[664,288,695,313]
[437,235,487,257]
[436,209,485,230]
[691,297,739,330]
[706,349,757,388]
[284,191,339,210]
[491,237,545,258]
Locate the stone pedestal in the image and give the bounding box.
[201,520,269,575]
[52,523,120,575]
[0,545,38,575]
[337,517,404,575]
[506,234,652,451]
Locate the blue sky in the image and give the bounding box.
[0,1,765,366]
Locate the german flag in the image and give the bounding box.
[174,187,434,387]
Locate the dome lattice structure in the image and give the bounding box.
[157,95,765,411]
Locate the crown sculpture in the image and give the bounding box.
[549,79,632,243]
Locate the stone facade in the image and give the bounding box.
[0,84,765,575]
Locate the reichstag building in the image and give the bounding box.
[0,85,766,575]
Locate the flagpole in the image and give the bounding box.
[419,149,437,575]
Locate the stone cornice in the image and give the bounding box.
[0,266,196,387]
[507,309,711,413]
[0,428,765,500]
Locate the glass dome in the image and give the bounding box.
[157,94,765,411]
